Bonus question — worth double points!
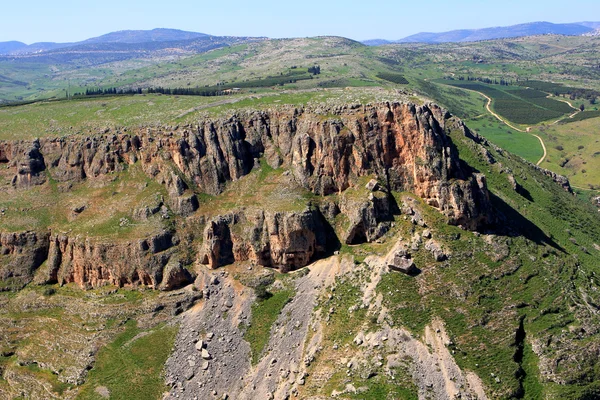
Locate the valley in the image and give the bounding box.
[1,24,600,400]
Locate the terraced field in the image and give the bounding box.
[441,81,574,125]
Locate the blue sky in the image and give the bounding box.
[2,0,600,43]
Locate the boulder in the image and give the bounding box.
[386,240,418,275]
[365,179,380,191]
[389,255,416,274]
[425,239,448,262]
[160,260,194,291]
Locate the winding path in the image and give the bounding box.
[439,82,600,191]
[456,87,549,166]
[531,134,548,166]
[430,81,585,166]
[549,96,581,124]
[571,184,600,192]
[467,88,583,166]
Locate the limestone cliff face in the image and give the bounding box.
[0,102,496,288]
[0,140,47,188]
[338,191,394,244]
[42,231,177,289]
[0,229,198,290]
[0,102,492,229]
[0,231,50,287]
[198,208,329,272]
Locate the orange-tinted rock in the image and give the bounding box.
[0,102,502,286]
[198,208,329,272]
[44,231,179,289]
[0,103,493,228]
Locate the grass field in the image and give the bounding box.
[538,116,600,189]
[244,288,293,365]
[0,87,404,140]
[516,79,600,100]
[0,284,169,399]
[376,72,409,85]
[412,79,544,163]
[413,79,485,119]
[464,116,544,163]
[0,163,167,239]
[563,109,600,123]
[0,95,221,140]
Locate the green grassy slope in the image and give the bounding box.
[324,122,600,399]
[435,125,600,398]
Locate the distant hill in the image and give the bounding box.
[9,42,76,55]
[363,21,598,45]
[81,28,209,44]
[0,28,211,55]
[585,28,600,37]
[577,21,600,29]
[361,39,392,46]
[0,41,27,54]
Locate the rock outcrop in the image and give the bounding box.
[42,231,180,289]
[386,241,418,274]
[0,140,47,188]
[0,102,493,226]
[0,231,50,288]
[198,208,330,271]
[160,259,196,291]
[0,102,497,288]
[339,191,394,244]
[0,229,195,290]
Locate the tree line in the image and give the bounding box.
[456,76,514,86]
[72,86,236,98]
[147,87,230,96]
[308,65,321,75]
[74,87,143,96]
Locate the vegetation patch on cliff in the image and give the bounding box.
[77,320,178,400]
[245,287,294,365]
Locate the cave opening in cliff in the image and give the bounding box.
[346,223,368,245]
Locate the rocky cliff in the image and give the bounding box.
[198,207,331,272]
[0,231,49,286]
[0,102,496,289]
[1,229,193,290]
[42,231,181,288]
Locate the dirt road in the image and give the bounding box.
[467,89,548,166]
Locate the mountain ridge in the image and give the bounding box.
[363,21,598,44]
[3,21,600,55]
[0,28,212,55]
[2,99,599,399]
[0,40,27,54]
[80,28,210,44]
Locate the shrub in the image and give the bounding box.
[254,282,272,301]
